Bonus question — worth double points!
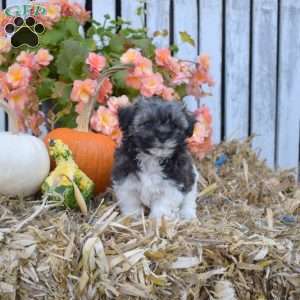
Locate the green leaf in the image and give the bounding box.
[69,56,88,80]
[39,17,81,47]
[179,31,195,47]
[39,67,50,77]
[153,30,169,37]
[51,82,67,99]
[55,106,77,128]
[56,40,89,81]
[64,17,80,37]
[115,17,131,26]
[131,38,155,57]
[175,84,187,98]
[52,82,72,104]
[86,25,96,38]
[40,29,65,46]
[136,6,144,16]
[111,70,127,89]
[37,78,55,99]
[108,35,125,54]
[81,38,97,51]
[170,44,179,54]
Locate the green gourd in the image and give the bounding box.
[42,139,94,210]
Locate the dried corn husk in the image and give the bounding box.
[0,140,299,299]
[214,280,237,300]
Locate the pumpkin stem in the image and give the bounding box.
[0,99,19,134]
[76,65,131,132]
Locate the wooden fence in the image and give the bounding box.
[1,0,299,176]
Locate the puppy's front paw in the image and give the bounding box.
[120,206,143,220]
[149,206,178,220]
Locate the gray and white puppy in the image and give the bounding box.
[112,97,199,220]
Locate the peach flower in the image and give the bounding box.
[16,51,39,70]
[197,54,210,71]
[155,48,172,66]
[0,37,11,53]
[75,102,86,114]
[125,74,142,90]
[160,86,177,101]
[188,139,212,160]
[71,3,90,24]
[27,112,44,136]
[0,11,13,37]
[111,127,123,144]
[155,48,181,74]
[187,66,214,97]
[97,78,113,104]
[71,79,97,104]
[133,57,153,77]
[140,73,164,97]
[194,106,212,124]
[35,3,61,29]
[107,95,130,114]
[171,61,191,85]
[193,69,214,86]
[86,53,106,73]
[190,122,210,144]
[35,49,54,66]
[45,3,61,22]
[90,106,119,135]
[0,71,10,98]
[6,63,31,89]
[49,0,90,23]
[6,88,29,111]
[187,106,213,160]
[120,48,142,65]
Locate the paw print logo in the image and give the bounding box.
[5,16,45,48]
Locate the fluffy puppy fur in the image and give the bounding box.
[112,97,199,220]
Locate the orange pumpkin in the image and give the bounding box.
[44,67,128,195]
[45,128,115,194]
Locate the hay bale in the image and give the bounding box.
[0,140,299,300]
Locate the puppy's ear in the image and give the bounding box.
[185,111,196,137]
[118,105,136,132]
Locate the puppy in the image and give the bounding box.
[112,97,199,220]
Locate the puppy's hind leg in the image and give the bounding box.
[113,176,142,218]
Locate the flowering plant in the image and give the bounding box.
[0,0,213,159]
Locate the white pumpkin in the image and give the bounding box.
[0,100,50,197]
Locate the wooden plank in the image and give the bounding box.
[173,0,198,111]
[199,0,222,143]
[251,0,278,167]
[277,0,300,175]
[146,0,170,48]
[173,0,198,60]
[121,0,145,29]
[225,0,251,140]
[92,0,116,24]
